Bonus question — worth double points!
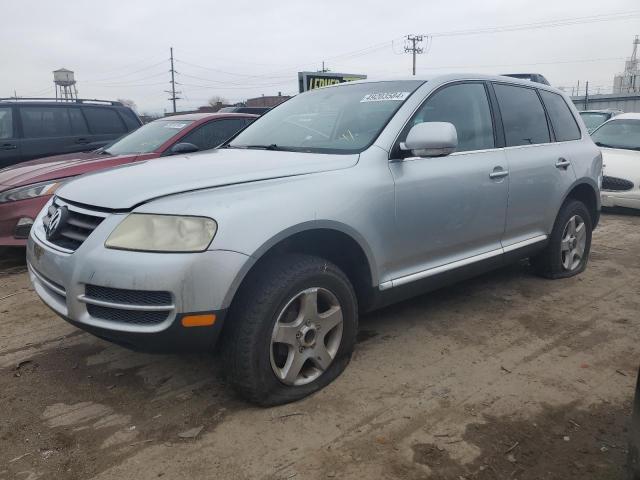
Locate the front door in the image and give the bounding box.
[388,82,509,282]
[0,106,22,168]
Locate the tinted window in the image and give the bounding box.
[68,108,88,135]
[409,83,494,152]
[182,119,246,150]
[83,107,126,134]
[494,84,550,146]
[0,107,13,139]
[539,90,580,142]
[118,109,141,131]
[20,107,71,138]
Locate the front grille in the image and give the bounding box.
[602,175,634,192]
[86,304,169,325]
[85,285,172,306]
[43,199,105,251]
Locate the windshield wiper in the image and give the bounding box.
[243,144,281,150]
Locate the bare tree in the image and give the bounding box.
[208,95,228,107]
[117,98,137,112]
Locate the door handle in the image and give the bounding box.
[489,170,509,179]
[0,143,17,151]
[76,138,90,144]
[555,158,571,169]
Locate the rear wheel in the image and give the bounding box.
[223,254,358,406]
[532,199,592,279]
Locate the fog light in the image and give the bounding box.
[14,217,34,239]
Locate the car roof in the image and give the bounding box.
[0,99,126,108]
[606,112,640,120]
[157,112,258,121]
[328,73,566,93]
[580,109,623,114]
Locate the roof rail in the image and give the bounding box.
[0,97,124,106]
[501,73,551,86]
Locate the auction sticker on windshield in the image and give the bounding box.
[360,92,410,102]
[164,122,189,129]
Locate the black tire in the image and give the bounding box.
[531,199,593,279]
[222,254,358,406]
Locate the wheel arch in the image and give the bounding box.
[559,179,600,229]
[221,221,380,312]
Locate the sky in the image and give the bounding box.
[1,0,639,115]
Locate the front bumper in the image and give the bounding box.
[601,191,640,210]
[0,195,51,246]
[26,202,250,353]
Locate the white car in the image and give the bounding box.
[592,113,640,210]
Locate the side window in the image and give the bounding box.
[118,109,141,131]
[539,90,581,142]
[493,84,550,146]
[0,107,14,139]
[181,119,246,150]
[83,107,127,134]
[68,108,89,135]
[20,107,72,138]
[408,83,494,153]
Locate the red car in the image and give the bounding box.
[0,112,256,246]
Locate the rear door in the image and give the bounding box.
[493,83,576,248]
[82,106,128,149]
[0,105,22,168]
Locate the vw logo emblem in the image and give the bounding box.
[45,206,68,240]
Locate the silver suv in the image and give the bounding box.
[27,74,602,405]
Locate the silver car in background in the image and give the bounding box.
[27,74,602,405]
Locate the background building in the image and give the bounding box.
[245,93,291,108]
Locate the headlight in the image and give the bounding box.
[105,214,217,252]
[0,180,65,204]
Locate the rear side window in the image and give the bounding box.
[68,108,89,135]
[118,109,141,131]
[181,119,247,150]
[408,82,495,152]
[83,107,127,134]
[0,107,13,139]
[20,107,71,138]
[539,90,581,142]
[494,84,550,146]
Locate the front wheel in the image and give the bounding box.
[223,254,358,406]
[532,199,593,279]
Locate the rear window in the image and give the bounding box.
[83,107,127,134]
[494,84,550,146]
[118,109,141,131]
[0,107,13,139]
[20,106,72,138]
[539,90,581,142]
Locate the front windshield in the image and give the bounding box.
[580,112,610,132]
[105,120,194,155]
[591,119,640,151]
[229,80,424,154]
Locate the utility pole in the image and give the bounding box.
[584,81,589,110]
[404,35,424,76]
[165,47,181,113]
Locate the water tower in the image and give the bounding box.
[53,68,78,101]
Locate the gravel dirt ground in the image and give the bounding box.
[1,212,639,480]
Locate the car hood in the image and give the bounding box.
[0,151,139,190]
[57,148,359,210]
[601,147,640,180]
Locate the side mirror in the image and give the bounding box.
[400,122,458,157]
[170,142,200,154]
